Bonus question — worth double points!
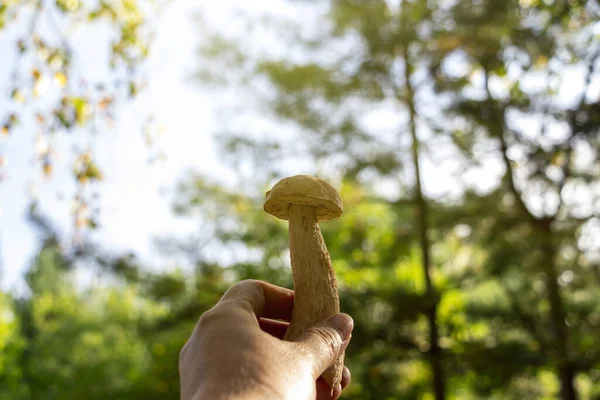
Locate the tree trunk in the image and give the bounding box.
[483,68,578,399]
[540,223,578,400]
[402,46,446,400]
[498,126,577,400]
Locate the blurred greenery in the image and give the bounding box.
[2,0,600,399]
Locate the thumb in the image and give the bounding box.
[294,313,353,379]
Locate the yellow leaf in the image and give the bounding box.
[519,0,538,7]
[54,72,67,88]
[551,152,564,166]
[33,83,41,98]
[65,0,80,12]
[76,215,89,228]
[32,68,41,81]
[69,97,91,125]
[80,151,93,163]
[535,55,549,68]
[98,96,113,109]
[43,162,53,177]
[1,126,8,136]
[85,163,103,180]
[11,89,25,103]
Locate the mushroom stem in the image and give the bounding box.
[285,203,343,390]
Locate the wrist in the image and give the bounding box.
[191,381,283,400]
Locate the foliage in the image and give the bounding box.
[0,0,599,399]
[0,0,166,231]
[0,232,229,399]
[193,0,600,398]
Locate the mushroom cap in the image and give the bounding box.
[264,175,343,221]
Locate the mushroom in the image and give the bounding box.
[264,175,344,391]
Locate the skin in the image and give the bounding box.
[179,280,354,400]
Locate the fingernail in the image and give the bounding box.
[326,313,354,340]
[340,334,352,352]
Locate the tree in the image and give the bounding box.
[0,0,166,232]
[429,1,600,398]
[0,291,26,399]
[0,208,229,399]
[2,1,599,398]
[199,2,450,394]
[194,0,600,398]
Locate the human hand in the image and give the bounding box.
[179,280,353,400]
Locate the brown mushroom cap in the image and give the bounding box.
[264,175,343,221]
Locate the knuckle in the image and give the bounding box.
[179,308,221,363]
[233,279,261,292]
[198,307,224,327]
[223,279,262,301]
[232,279,263,298]
[179,341,192,370]
[221,280,264,310]
[238,278,260,286]
[307,326,341,358]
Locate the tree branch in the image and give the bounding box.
[554,48,600,220]
[482,68,539,224]
[503,285,549,356]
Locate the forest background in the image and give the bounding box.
[0,0,599,399]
